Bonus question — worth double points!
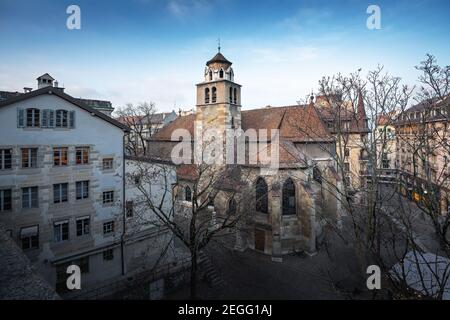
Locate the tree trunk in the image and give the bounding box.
[190,249,198,299]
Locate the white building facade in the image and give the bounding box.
[0,86,129,295]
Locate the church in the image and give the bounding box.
[148,50,344,260]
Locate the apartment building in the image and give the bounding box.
[395,96,450,214]
[371,113,398,184]
[315,93,370,190]
[0,80,130,295]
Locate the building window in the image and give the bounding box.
[344,148,350,157]
[103,221,115,235]
[22,186,38,208]
[75,147,89,165]
[185,186,192,202]
[209,71,213,81]
[0,149,12,169]
[282,178,296,215]
[126,200,134,217]
[255,177,268,214]
[76,181,89,200]
[76,216,90,236]
[103,191,114,204]
[212,87,217,103]
[313,167,322,184]
[233,88,237,104]
[53,220,69,242]
[0,189,12,211]
[56,110,68,128]
[26,108,40,127]
[21,148,38,168]
[205,88,210,104]
[102,158,114,170]
[53,183,68,203]
[229,87,233,103]
[344,162,350,172]
[20,225,39,250]
[103,249,114,261]
[219,69,224,78]
[53,147,68,166]
[228,198,237,215]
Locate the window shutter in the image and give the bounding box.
[69,111,75,128]
[48,110,55,128]
[17,108,25,128]
[41,110,48,128]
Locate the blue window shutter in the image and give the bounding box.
[17,108,25,127]
[42,110,48,128]
[69,111,75,128]
[49,110,55,128]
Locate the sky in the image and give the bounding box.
[0,0,449,113]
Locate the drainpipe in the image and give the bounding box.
[120,132,127,276]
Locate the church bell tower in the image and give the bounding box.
[195,48,242,137]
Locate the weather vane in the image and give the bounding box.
[217,38,221,53]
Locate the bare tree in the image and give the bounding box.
[127,151,254,299]
[115,102,157,156]
[288,55,449,299]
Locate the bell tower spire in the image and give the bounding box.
[195,49,242,148]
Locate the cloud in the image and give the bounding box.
[250,46,319,63]
[166,0,212,20]
[278,7,334,32]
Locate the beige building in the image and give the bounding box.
[314,93,370,190]
[395,96,450,215]
[372,113,398,184]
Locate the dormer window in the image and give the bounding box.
[56,110,68,128]
[26,108,40,127]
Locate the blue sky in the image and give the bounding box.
[0,0,449,112]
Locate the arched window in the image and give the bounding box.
[231,116,235,129]
[282,178,296,215]
[219,69,224,78]
[209,70,213,81]
[256,177,268,214]
[233,88,237,104]
[313,167,322,184]
[229,87,233,103]
[205,88,210,104]
[185,186,192,202]
[56,109,68,128]
[212,87,217,103]
[228,198,237,215]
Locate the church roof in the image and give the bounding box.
[206,52,232,66]
[151,104,333,143]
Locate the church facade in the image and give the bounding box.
[148,51,344,259]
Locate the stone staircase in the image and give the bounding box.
[198,251,224,287]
